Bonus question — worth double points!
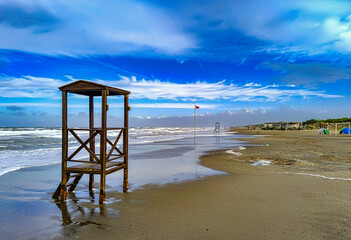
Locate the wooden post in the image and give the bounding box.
[99,90,108,204]
[60,91,68,201]
[89,96,95,193]
[123,94,129,192]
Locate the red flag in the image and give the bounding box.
[195,105,199,109]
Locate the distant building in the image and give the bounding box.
[263,122,274,129]
[286,122,302,130]
[263,121,303,130]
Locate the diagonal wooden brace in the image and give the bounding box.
[68,130,100,162]
[68,174,83,193]
[107,138,123,156]
[107,129,123,160]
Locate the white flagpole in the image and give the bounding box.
[194,105,196,143]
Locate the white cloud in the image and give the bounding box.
[198,0,351,54]
[2,0,351,57]
[129,103,218,109]
[0,0,195,55]
[0,102,87,108]
[0,75,342,102]
[0,75,65,98]
[109,103,218,109]
[0,101,218,110]
[244,82,261,87]
[98,76,342,102]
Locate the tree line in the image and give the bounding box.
[303,117,351,125]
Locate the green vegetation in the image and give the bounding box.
[303,117,351,125]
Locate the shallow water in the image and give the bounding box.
[0,127,225,176]
[0,131,250,239]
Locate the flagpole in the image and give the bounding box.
[194,105,196,144]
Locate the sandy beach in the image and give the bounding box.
[59,130,351,239]
[2,130,351,239]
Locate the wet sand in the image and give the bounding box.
[63,130,351,239]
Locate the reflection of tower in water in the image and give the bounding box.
[55,192,108,228]
[213,122,220,133]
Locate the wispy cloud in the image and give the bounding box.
[0,75,342,102]
[223,0,351,54]
[148,0,351,56]
[0,102,219,109]
[98,76,342,101]
[0,0,195,56]
[2,0,351,59]
[129,103,218,109]
[0,75,64,98]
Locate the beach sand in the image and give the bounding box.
[58,130,351,239]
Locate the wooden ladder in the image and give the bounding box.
[52,173,84,199]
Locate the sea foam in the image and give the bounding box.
[225,150,243,156]
[277,172,351,181]
[225,146,246,156]
[252,160,271,166]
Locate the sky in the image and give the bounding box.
[0,0,351,127]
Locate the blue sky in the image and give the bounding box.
[0,0,351,127]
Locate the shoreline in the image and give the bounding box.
[2,130,351,239]
[60,129,351,239]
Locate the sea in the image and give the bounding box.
[0,127,253,239]
[0,127,248,183]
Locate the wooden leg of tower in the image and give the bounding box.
[89,174,94,193]
[60,173,69,202]
[99,173,106,204]
[123,166,128,192]
[52,183,61,199]
[60,183,67,202]
[123,94,129,192]
[99,90,107,204]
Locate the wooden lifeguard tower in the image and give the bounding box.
[52,80,130,204]
[213,122,220,133]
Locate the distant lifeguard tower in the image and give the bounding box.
[52,80,130,204]
[213,122,220,133]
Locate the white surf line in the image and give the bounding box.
[276,172,351,181]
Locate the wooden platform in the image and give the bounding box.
[66,161,126,174]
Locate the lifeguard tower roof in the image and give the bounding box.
[59,80,130,96]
